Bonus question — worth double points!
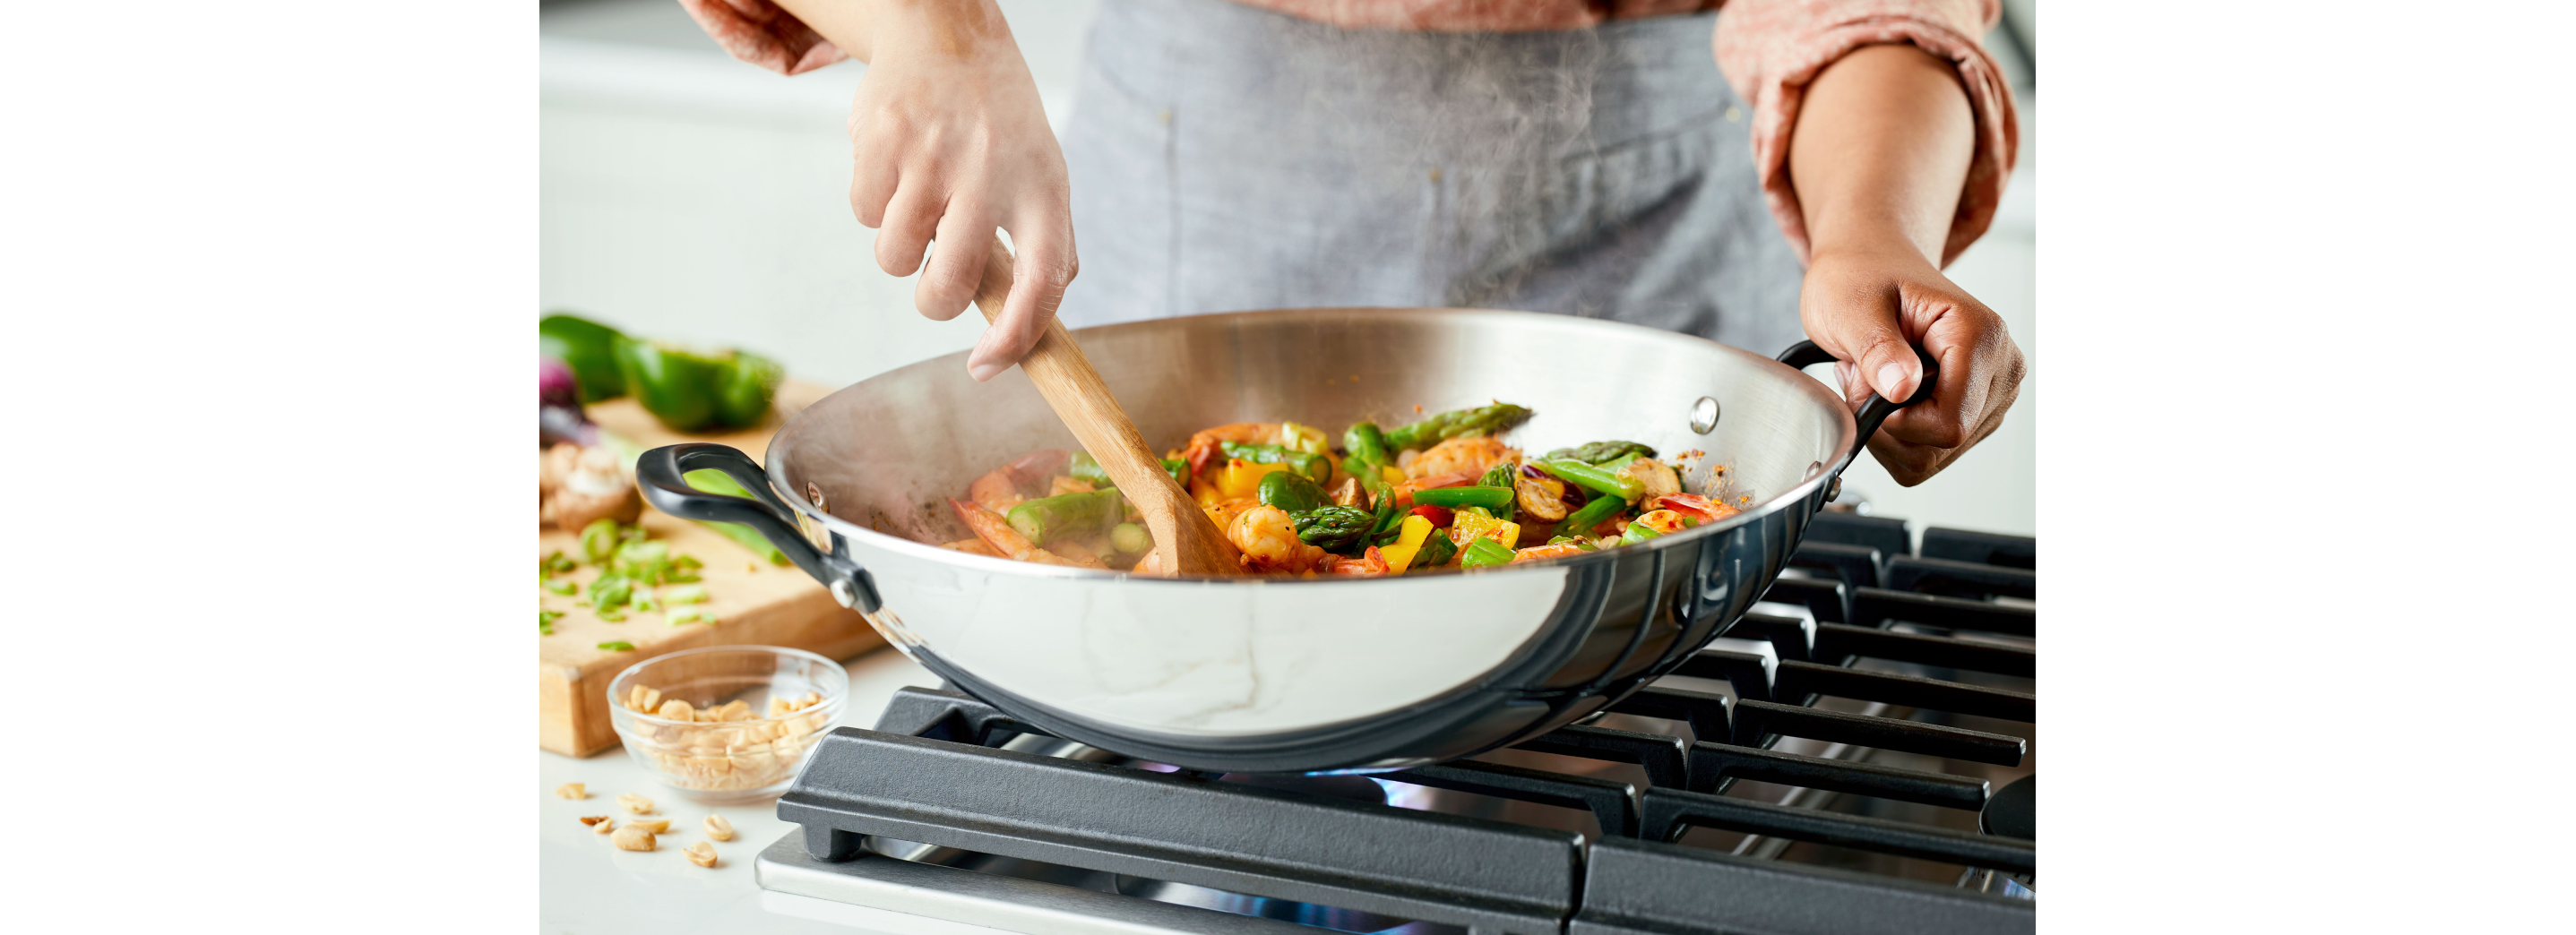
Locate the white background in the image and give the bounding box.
[4,1,2570,933]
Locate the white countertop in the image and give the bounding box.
[540,648,1006,935]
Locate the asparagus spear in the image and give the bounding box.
[1382,402,1534,452]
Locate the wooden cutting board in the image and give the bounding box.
[538,380,885,757]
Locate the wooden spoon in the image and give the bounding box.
[969,236,1240,576]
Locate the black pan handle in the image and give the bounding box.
[1776,339,1941,475]
[635,443,882,613]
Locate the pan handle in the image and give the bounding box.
[634,443,882,613]
[1776,340,1941,476]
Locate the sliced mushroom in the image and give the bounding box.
[1327,476,1366,508]
[1620,457,1682,502]
[548,445,642,530]
[1514,467,1569,522]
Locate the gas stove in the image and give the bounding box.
[755,511,2036,934]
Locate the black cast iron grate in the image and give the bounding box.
[780,512,2036,935]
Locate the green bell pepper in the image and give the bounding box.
[1460,537,1516,568]
[1417,528,1459,566]
[539,313,627,403]
[1068,452,1113,486]
[1256,470,1327,512]
[1538,459,1645,502]
[1006,490,1124,546]
[613,337,783,433]
[1619,519,1664,545]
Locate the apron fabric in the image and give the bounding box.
[1055,0,1807,356]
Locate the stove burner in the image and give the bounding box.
[762,512,2037,934]
[1981,775,2035,840]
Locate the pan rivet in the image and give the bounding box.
[1689,397,1720,434]
[829,579,859,610]
[1826,477,1843,503]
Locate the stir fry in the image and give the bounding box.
[935,402,1743,576]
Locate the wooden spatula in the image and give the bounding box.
[969,236,1240,576]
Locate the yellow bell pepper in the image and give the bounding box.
[1379,465,1406,485]
[1191,476,1223,508]
[1279,421,1329,454]
[1449,511,1521,552]
[1212,460,1289,500]
[1379,515,1434,573]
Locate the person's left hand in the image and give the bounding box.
[1798,242,2025,486]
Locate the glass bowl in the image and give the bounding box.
[606,645,849,803]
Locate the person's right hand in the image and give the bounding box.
[849,4,1073,381]
[746,0,1075,382]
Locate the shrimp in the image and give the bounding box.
[1657,493,1741,523]
[968,449,1071,513]
[1047,476,1097,497]
[1045,543,1108,569]
[1407,435,1518,480]
[1325,545,1391,577]
[1512,542,1589,563]
[1130,547,1167,576]
[940,538,1002,557]
[948,498,1080,566]
[1635,509,1691,535]
[1184,423,1280,475]
[1226,503,1328,574]
[1203,497,1261,532]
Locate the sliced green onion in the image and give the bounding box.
[597,640,635,651]
[1110,522,1150,554]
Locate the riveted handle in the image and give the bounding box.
[1775,340,1940,475]
[635,442,880,613]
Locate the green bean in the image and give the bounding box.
[1410,486,1515,510]
[1538,459,1644,502]
[1553,494,1629,540]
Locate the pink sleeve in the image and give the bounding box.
[676,0,848,76]
[1713,0,2020,267]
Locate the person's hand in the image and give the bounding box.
[1799,241,2025,485]
[833,2,1074,381]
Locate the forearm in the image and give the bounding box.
[1785,43,1976,264]
[770,0,1013,64]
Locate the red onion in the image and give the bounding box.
[541,356,598,447]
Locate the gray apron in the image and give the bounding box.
[1056,0,1805,355]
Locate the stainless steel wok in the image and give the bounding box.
[637,307,1928,774]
